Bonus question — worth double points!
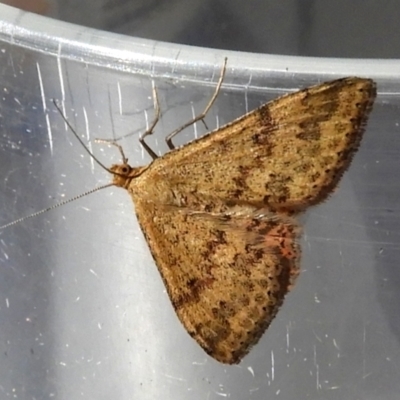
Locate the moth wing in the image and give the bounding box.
[134,199,301,364]
[148,77,376,211]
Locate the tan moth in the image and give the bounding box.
[2,60,376,364]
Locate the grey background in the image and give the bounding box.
[0,1,400,400]
[51,0,400,58]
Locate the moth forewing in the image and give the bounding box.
[109,76,376,363]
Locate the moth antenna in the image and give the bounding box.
[1,102,133,230]
[0,183,114,230]
[53,99,116,173]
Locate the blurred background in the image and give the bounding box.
[2,0,400,58]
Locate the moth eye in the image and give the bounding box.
[121,166,129,174]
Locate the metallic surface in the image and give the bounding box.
[0,3,400,399]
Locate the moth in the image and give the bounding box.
[3,61,377,364]
[107,66,376,363]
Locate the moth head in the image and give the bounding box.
[110,163,146,188]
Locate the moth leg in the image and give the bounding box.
[165,57,227,150]
[139,83,162,160]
